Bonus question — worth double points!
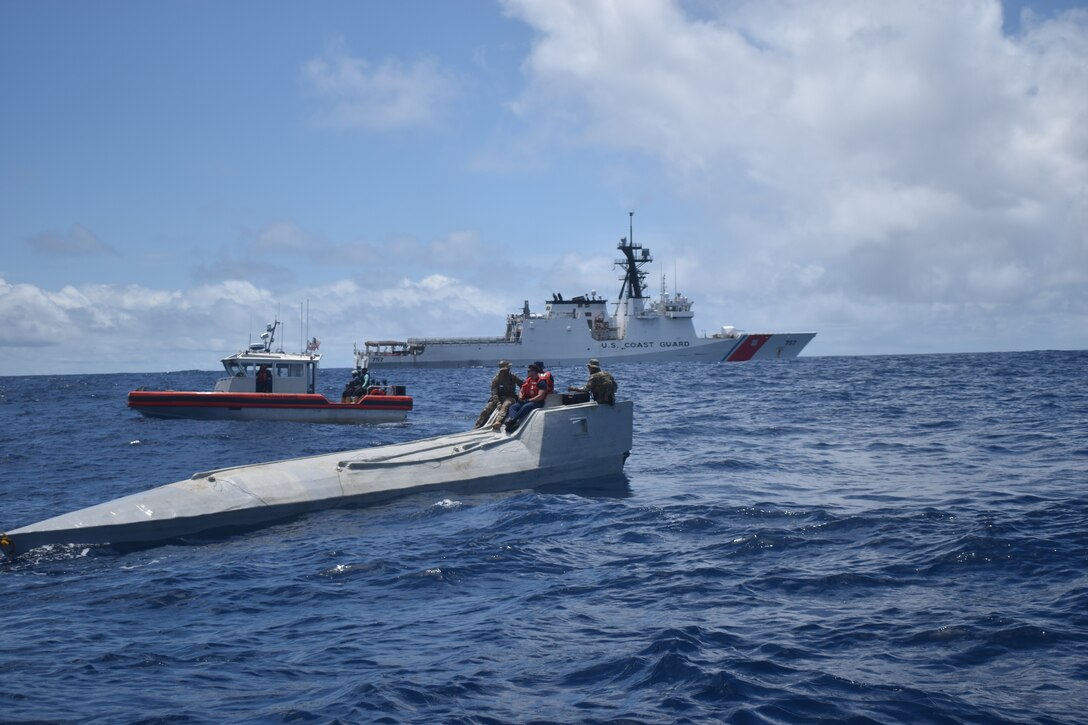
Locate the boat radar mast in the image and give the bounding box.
[249,320,280,353]
[616,211,652,300]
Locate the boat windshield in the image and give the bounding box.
[222,360,309,379]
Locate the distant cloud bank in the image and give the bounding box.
[302,37,460,129]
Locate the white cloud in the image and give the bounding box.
[27,224,117,257]
[249,221,324,255]
[6,2,1087,373]
[188,222,513,291]
[302,37,460,129]
[501,0,1088,352]
[0,279,75,347]
[0,274,515,375]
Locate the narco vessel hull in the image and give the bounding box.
[2,400,633,559]
[366,217,815,369]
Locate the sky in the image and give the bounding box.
[1,0,1086,375]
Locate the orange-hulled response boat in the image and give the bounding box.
[128,321,412,424]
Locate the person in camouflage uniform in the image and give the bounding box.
[570,358,617,405]
[474,360,523,428]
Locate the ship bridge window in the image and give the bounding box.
[275,363,304,378]
[225,361,245,377]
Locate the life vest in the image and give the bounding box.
[538,371,554,395]
[520,377,542,400]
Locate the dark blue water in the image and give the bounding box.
[2,352,1086,724]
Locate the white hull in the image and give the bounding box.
[368,331,815,368]
[366,225,815,369]
[2,400,633,558]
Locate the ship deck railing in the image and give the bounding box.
[404,336,514,345]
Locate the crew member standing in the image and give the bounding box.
[255,364,273,393]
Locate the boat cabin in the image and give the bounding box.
[213,351,319,395]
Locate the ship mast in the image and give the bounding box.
[616,211,652,300]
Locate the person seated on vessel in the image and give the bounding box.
[475,360,522,429]
[341,374,357,402]
[568,358,617,405]
[255,364,273,393]
[341,367,370,402]
[501,362,549,432]
[535,361,554,400]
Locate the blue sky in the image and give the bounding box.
[2,0,1086,375]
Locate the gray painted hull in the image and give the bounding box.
[1,400,633,558]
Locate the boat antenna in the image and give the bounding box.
[276,303,283,352]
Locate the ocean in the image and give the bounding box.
[1,351,1086,724]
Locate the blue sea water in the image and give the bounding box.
[1,351,1086,724]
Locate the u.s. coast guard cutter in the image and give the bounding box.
[1,397,632,559]
[364,217,816,368]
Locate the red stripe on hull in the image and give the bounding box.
[127,391,412,412]
[726,334,772,362]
